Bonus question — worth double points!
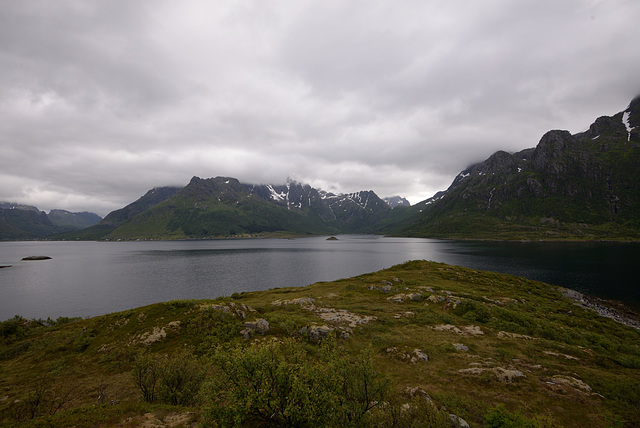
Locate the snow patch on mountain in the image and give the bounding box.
[623,111,633,142]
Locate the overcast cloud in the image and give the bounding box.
[1,0,639,216]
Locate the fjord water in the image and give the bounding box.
[0,236,638,320]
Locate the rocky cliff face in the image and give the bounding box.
[383,196,411,208]
[246,181,391,232]
[399,96,640,239]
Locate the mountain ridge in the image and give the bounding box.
[393,96,640,240]
[103,177,394,240]
[0,202,102,240]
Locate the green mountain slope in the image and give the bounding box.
[395,96,640,240]
[109,177,335,239]
[107,177,392,240]
[2,261,639,426]
[52,186,181,240]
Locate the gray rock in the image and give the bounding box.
[241,318,270,338]
[299,325,333,340]
[453,343,469,352]
[404,386,434,405]
[449,414,471,428]
[412,349,429,362]
[410,293,423,302]
[254,318,269,334]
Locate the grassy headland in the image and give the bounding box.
[1,261,639,427]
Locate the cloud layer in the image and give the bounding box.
[1,0,639,216]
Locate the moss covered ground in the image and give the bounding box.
[1,261,639,427]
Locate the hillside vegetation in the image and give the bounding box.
[1,261,639,427]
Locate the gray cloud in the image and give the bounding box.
[1,0,639,216]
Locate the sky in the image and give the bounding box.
[1,0,639,217]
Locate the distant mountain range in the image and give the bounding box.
[3,95,639,241]
[0,203,102,240]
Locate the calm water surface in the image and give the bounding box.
[0,236,638,320]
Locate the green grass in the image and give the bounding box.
[1,260,639,426]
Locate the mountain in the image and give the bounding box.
[100,186,182,227]
[50,186,181,240]
[0,202,39,211]
[0,203,102,240]
[246,181,392,232]
[0,206,55,239]
[47,210,102,230]
[394,96,640,240]
[383,196,411,208]
[102,177,392,240]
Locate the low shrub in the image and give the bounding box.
[131,350,206,406]
[484,404,555,428]
[203,336,389,427]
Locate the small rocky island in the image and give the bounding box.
[21,256,52,261]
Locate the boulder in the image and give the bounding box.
[299,325,333,340]
[449,414,471,428]
[412,349,429,363]
[240,318,270,339]
[404,386,434,405]
[453,343,469,352]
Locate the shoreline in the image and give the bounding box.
[561,287,640,330]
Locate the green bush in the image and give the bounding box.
[203,336,389,427]
[484,404,555,428]
[37,316,83,327]
[453,300,491,323]
[5,380,76,422]
[369,396,452,427]
[131,353,161,403]
[131,350,206,405]
[73,331,94,352]
[0,315,29,343]
[184,308,243,353]
[157,351,207,406]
